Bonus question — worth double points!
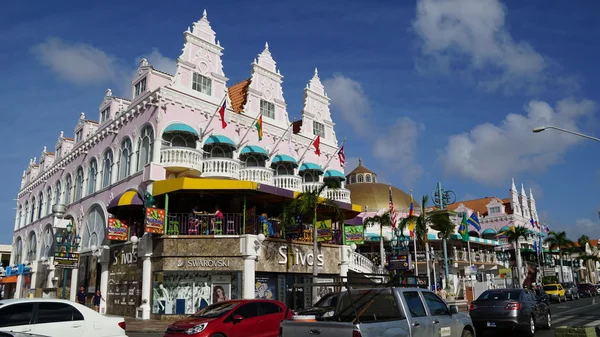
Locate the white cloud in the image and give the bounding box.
[137,48,177,76]
[373,117,424,187]
[569,218,600,239]
[413,0,547,92]
[323,75,372,137]
[343,157,360,175]
[440,99,596,185]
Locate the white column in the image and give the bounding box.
[243,256,256,299]
[70,268,78,302]
[339,245,350,278]
[15,274,23,298]
[140,255,152,319]
[46,263,56,289]
[99,262,109,314]
[152,140,161,164]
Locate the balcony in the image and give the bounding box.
[301,182,324,195]
[202,158,240,179]
[160,147,203,173]
[274,175,302,192]
[301,182,351,203]
[239,167,274,186]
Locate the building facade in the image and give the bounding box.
[9,11,376,318]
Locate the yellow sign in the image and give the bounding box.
[317,220,333,242]
[499,268,512,279]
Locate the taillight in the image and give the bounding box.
[352,331,363,337]
[469,303,478,311]
[504,302,521,310]
[118,321,126,330]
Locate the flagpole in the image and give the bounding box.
[297,134,319,164]
[268,120,296,158]
[201,95,227,140]
[467,238,473,296]
[236,113,262,148]
[539,226,546,281]
[321,138,347,171]
[410,190,418,277]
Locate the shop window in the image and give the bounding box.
[0,303,34,327]
[37,302,83,323]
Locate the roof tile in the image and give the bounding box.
[228,79,251,113]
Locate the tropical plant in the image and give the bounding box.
[544,231,574,283]
[578,235,591,251]
[579,235,595,283]
[502,225,530,288]
[364,211,393,268]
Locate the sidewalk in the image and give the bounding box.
[125,317,171,333]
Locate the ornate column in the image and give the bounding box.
[240,234,264,299]
[70,267,78,301]
[136,233,153,320]
[339,245,351,278]
[98,248,110,314]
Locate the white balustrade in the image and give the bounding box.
[348,251,387,275]
[160,147,203,172]
[273,175,302,192]
[202,158,241,179]
[302,182,324,195]
[239,167,274,185]
[325,188,351,203]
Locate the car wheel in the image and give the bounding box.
[211,334,226,337]
[542,311,552,330]
[558,296,562,303]
[523,315,536,337]
[461,328,474,337]
[571,294,574,301]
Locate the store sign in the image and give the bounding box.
[144,207,165,234]
[54,251,80,268]
[112,245,138,266]
[107,218,129,241]
[277,246,324,267]
[177,258,231,268]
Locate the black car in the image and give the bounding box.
[534,288,550,306]
[295,292,340,318]
[469,288,551,337]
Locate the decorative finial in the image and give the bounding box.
[264,41,269,51]
[186,26,191,33]
[253,58,258,64]
[79,112,85,119]
[203,9,207,19]
[59,131,64,138]
[358,158,363,166]
[140,58,148,67]
[43,146,46,153]
[217,40,221,47]
[29,158,32,165]
[33,157,36,163]
[105,88,112,97]
[314,67,319,76]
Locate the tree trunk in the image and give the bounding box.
[425,242,431,289]
[312,206,319,304]
[515,241,523,288]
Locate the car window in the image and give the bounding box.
[36,302,84,324]
[422,292,449,316]
[233,303,260,319]
[259,302,282,316]
[335,289,404,322]
[543,285,558,291]
[193,302,238,318]
[403,291,427,317]
[0,303,34,327]
[478,290,521,301]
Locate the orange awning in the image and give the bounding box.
[0,275,17,284]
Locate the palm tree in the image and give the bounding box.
[579,235,593,283]
[545,231,574,283]
[503,226,530,288]
[364,211,393,268]
[285,182,345,302]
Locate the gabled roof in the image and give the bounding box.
[446,197,504,217]
[228,79,251,113]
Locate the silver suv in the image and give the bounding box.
[560,282,580,300]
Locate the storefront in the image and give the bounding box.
[107,243,143,317]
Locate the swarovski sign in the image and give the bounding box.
[177,258,230,268]
[278,245,324,267]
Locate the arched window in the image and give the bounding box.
[38,192,44,219]
[102,150,113,188]
[13,237,22,265]
[303,171,317,183]
[365,174,372,183]
[357,174,364,183]
[275,164,290,175]
[88,159,98,195]
[137,125,154,171]
[41,225,53,259]
[23,202,29,226]
[350,175,356,184]
[46,186,52,215]
[30,196,36,222]
[82,205,106,250]
[55,181,62,206]
[373,175,377,183]
[75,167,84,201]
[65,175,72,204]
[244,156,265,168]
[119,138,132,179]
[15,205,22,229]
[27,231,37,262]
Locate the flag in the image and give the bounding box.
[529,218,535,228]
[533,240,538,255]
[544,224,550,233]
[255,114,263,141]
[467,213,481,231]
[459,212,469,242]
[218,100,228,129]
[408,192,415,237]
[338,145,346,166]
[388,185,397,229]
[313,135,321,156]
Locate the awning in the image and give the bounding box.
[324,170,345,180]
[299,162,323,172]
[240,145,268,157]
[271,154,298,167]
[164,123,199,137]
[108,190,143,210]
[204,135,235,147]
[482,228,497,235]
[499,226,510,233]
[0,275,17,284]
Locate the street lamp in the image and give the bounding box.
[532,126,600,142]
[54,222,81,299]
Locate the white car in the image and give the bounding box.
[0,298,127,337]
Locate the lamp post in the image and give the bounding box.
[55,222,81,299]
[431,182,456,290]
[533,126,600,142]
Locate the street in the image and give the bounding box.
[127,297,600,337]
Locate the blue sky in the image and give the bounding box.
[2,0,600,243]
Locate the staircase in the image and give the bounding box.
[349,251,388,275]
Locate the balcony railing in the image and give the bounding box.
[301,182,351,203]
[202,158,241,179]
[239,167,274,185]
[160,147,203,172]
[167,212,283,236]
[302,182,324,195]
[273,175,302,192]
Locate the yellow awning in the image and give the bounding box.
[153,177,258,196]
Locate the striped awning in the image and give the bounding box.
[108,190,143,210]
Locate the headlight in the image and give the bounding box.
[185,322,208,335]
[322,311,334,318]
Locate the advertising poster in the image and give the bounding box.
[255,275,277,300]
[212,283,231,303]
[286,216,303,240]
[107,218,128,241]
[145,207,165,234]
[344,225,364,245]
[87,255,98,293]
[106,244,142,317]
[317,220,333,242]
[78,255,88,290]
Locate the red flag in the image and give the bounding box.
[338,145,346,166]
[218,100,228,129]
[313,135,321,156]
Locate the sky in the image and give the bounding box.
[1,0,600,243]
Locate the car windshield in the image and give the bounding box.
[192,302,238,318]
[314,293,338,308]
[543,285,558,291]
[477,290,521,301]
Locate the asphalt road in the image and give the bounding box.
[127,296,600,337]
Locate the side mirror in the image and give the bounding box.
[233,315,244,322]
[449,305,459,314]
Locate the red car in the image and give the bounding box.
[164,299,293,337]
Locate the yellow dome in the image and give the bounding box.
[347,183,412,212]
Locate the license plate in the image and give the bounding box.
[487,322,496,327]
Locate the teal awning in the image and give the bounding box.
[482,228,497,235]
[164,123,199,136]
[299,162,323,172]
[271,154,298,167]
[240,145,268,157]
[204,135,235,147]
[324,170,345,180]
[499,226,510,233]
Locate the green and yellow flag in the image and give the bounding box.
[255,114,263,141]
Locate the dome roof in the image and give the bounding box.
[347,183,412,212]
[346,158,375,177]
